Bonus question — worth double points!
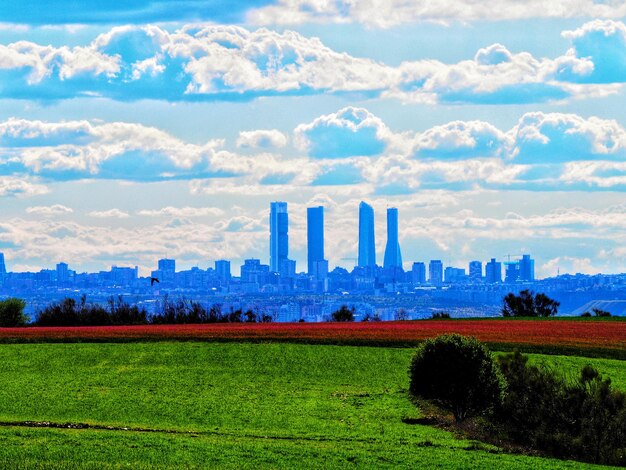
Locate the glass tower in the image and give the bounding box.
[307,206,324,275]
[383,207,403,269]
[270,202,289,273]
[358,201,376,268]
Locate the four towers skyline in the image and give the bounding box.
[271,200,403,273]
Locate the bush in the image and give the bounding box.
[592,308,612,317]
[0,298,28,327]
[497,351,626,466]
[431,311,450,319]
[331,305,355,322]
[408,334,505,422]
[502,290,560,317]
[36,295,146,326]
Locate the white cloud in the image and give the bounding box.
[247,1,626,27]
[236,129,288,149]
[294,107,396,158]
[0,21,625,105]
[137,206,224,217]
[509,112,626,163]
[0,117,226,180]
[88,209,130,218]
[26,204,73,216]
[0,176,48,198]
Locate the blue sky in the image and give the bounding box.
[1,1,625,277]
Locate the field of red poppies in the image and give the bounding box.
[1,319,624,356]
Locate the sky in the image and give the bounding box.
[1,1,626,278]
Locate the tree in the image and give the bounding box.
[592,308,611,317]
[0,298,28,327]
[502,290,559,317]
[409,334,505,422]
[331,305,355,322]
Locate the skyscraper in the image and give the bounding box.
[215,260,231,282]
[412,262,426,284]
[358,201,376,268]
[307,206,325,275]
[519,254,535,281]
[429,260,443,286]
[469,261,482,282]
[270,202,289,273]
[383,207,403,269]
[0,252,5,276]
[485,258,502,283]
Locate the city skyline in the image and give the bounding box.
[0,7,625,278]
[0,198,541,281]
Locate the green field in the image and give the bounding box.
[0,342,623,469]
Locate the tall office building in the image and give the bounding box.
[485,258,502,284]
[429,260,443,286]
[0,252,5,276]
[383,208,403,269]
[307,206,325,275]
[469,261,482,282]
[56,262,69,284]
[411,262,426,284]
[270,202,289,273]
[156,258,176,284]
[358,201,376,268]
[519,254,535,281]
[215,260,231,282]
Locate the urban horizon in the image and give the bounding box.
[2,199,557,281]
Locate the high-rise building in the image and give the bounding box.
[307,206,325,275]
[155,258,176,284]
[383,207,403,269]
[519,254,535,281]
[215,260,231,282]
[505,262,520,283]
[469,261,482,282]
[411,262,426,284]
[358,201,376,268]
[485,258,502,283]
[429,260,443,286]
[270,202,289,273]
[0,252,6,276]
[444,267,467,284]
[56,262,69,284]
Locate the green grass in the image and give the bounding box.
[0,342,622,469]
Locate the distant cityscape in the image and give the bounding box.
[1,201,625,320]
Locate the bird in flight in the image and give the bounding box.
[150,277,160,286]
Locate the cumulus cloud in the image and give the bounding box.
[3,109,626,191]
[294,107,394,158]
[137,206,224,217]
[1,21,626,105]
[248,1,626,27]
[0,176,48,197]
[509,112,626,163]
[0,117,232,181]
[26,204,73,216]
[88,209,130,218]
[236,129,288,149]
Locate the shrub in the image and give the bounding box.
[502,290,560,317]
[36,295,146,326]
[431,311,450,319]
[497,351,626,466]
[0,298,28,327]
[592,308,612,317]
[331,305,355,322]
[408,334,505,422]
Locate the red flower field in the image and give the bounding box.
[0,319,624,354]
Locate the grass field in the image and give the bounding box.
[0,342,623,468]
